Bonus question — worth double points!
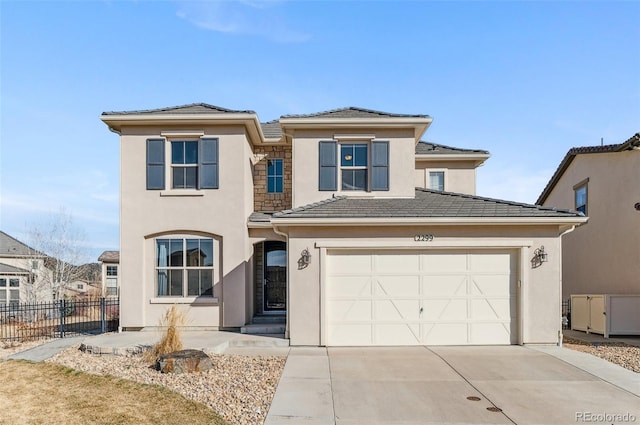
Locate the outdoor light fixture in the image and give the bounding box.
[531,246,548,268]
[301,248,312,265]
[344,155,353,161]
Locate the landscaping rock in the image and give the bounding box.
[156,349,214,374]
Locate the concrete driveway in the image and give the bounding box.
[266,345,640,425]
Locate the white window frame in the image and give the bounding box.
[106,265,118,277]
[170,140,199,190]
[267,158,284,193]
[339,142,369,192]
[428,170,446,191]
[0,277,20,306]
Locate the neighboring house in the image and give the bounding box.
[98,251,120,297]
[63,263,102,299]
[0,231,52,304]
[101,103,585,346]
[537,133,640,300]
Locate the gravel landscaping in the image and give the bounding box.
[46,345,286,425]
[563,337,640,373]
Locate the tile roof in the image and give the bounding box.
[102,103,255,116]
[248,212,274,223]
[260,120,283,138]
[280,106,430,120]
[98,250,120,263]
[536,133,640,205]
[0,231,41,257]
[272,189,582,220]
[415,141,489,155]
[0,262,30,274]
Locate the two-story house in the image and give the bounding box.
[537,133,640,334]
[101,104,585,346]
[0,231,51,305]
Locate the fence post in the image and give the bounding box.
[58,299,65,338]
[100,297,106,334]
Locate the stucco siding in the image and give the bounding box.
[542,151,640,298]
[283,224,564,346]
[291,129,416,208]
[119,125,254,329]
[414,160,477,194]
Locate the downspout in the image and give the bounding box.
[272,223,290,339]
[557,224,577,347]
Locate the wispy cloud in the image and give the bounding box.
[175,0,311,43]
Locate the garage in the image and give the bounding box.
[326,249,518,346]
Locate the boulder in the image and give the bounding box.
[156,349,214,374]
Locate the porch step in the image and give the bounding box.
[241,323,286,335]
[250,315,286,325]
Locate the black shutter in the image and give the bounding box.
[319,141,337,191]
[146,139,165,190]
[199,138,219,189]
[371,141,389,191]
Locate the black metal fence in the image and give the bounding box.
[0,298,119,342]
[562,299,571,330]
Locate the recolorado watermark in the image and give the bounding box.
[576,411,637,423]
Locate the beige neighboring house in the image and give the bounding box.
[98,251,120,298]
[101,103,585,346]
[537,133,640,300]
[0,231,52,305]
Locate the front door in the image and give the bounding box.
[264,241,287,311]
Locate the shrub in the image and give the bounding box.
[143,305,187,363]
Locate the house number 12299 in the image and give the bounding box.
[414,234,434,242]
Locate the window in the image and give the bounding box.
[77,284,84,290]
[267,159,283,193]
[319,141,389,192]
[106,278,118,296]
[146,138,218,190]
[0,278,20,306]
[575,183,588,215]
[429,171,445,191]
[106,265,118,277]
[156,238,214,297]
[341,144,368,191]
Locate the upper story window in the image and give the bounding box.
[341,144,368,191]
[106,265,118,277]
[574,181,588,215]
[146,138,219,191]
[156,238,214,297]
[267,159,284,193]
[319,140,389,192]
[429,171,445,191]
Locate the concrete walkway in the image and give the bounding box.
[5,330,290,362]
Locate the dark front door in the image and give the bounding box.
[264,241,287,311]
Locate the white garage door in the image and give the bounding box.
[326,250,517,346]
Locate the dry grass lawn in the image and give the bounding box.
[0,360,229,425]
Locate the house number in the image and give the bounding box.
[414,234,434,242]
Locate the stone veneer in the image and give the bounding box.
[253,145,292,212]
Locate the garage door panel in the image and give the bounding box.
[330,276,372,297]
[326,250,517,346]
[423,323,468,345]
[375,299,420,321]
[375,324,420,345]
[330,299,372,321]
[423,299,468,320]
[422,275,467,295]
[469,252,513,271]
[376,276,419,296]
[470,323,512,345]
[330,252,372,273]
[470,298,513,320]
[469,275,513,295]
[329,324,372,346]
[421,253,468,271]
[375,253,420,273]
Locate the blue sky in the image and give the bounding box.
[1,0,639,262]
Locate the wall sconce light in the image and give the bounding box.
[298,248,312,270]
[531,246,548,268]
